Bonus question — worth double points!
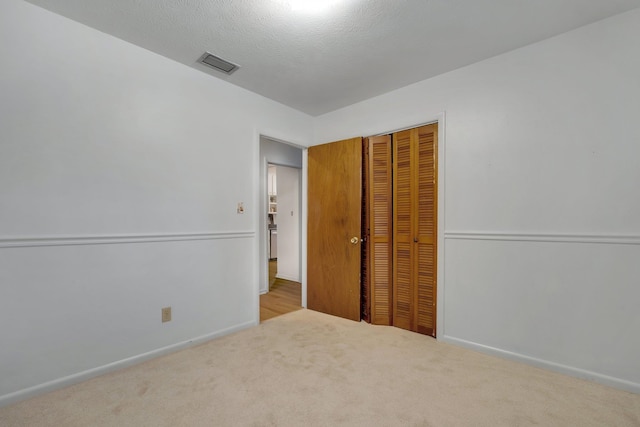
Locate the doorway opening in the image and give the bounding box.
[259,137,303,322]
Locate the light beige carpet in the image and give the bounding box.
[1,309,639,426]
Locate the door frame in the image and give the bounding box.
[256,132,307,325]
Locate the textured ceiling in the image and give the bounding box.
[24,0,640,116]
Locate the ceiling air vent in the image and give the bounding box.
[197,52,239,75]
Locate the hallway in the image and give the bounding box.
[260,260,302,322]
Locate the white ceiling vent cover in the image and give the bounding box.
[197,52,239,75]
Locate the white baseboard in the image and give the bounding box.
[0,320,257,408]
[275,273,300,282]
[441,335,640,394]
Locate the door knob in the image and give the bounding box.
[350,237,359,244]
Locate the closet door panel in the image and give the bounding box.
[368,136,393,325]
[393,130,414,331]
[416,124,438,336]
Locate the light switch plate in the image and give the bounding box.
[237,202,244,214]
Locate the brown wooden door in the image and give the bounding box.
[366,135,393,325]
[393,124,438,336]
[307,137,363,321]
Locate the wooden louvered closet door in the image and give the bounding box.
[415,125,438,336]
[393,129,414,331]
[393,124,438,336]
[365,135,393,325]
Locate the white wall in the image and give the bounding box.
[0,0,312,404]
[314,9,640,392]
[275,166,301,282]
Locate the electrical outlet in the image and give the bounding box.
[161,307,172,323]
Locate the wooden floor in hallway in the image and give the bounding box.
[260,260,302,322]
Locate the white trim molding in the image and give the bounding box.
[0,231,255,249]
[445,231,640,246]
[435,111,447,341]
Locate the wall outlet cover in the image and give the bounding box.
[161,307,172,323]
